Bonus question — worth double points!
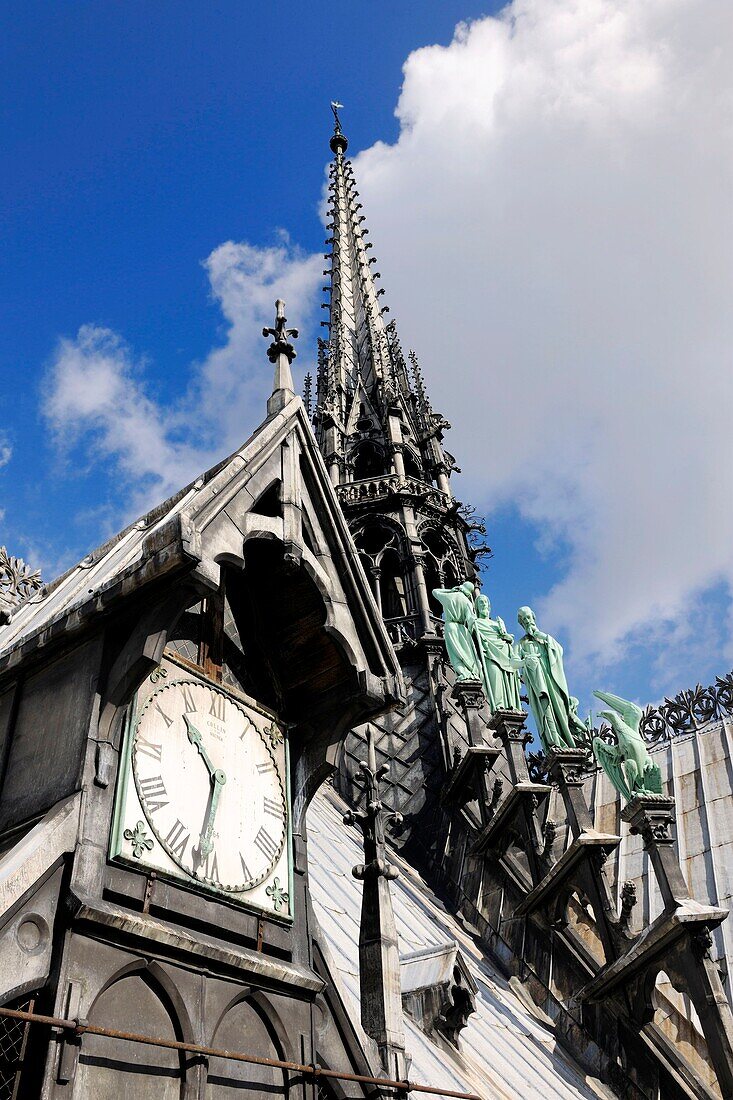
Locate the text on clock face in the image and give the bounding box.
[131,679,287,895]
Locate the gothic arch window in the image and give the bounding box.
[379,547,406,619]
[76,971,186,1099]
[420,526,462,617]
[351,440,386,480]
[353,521,410,620]
[208,997,288,1097]
[402,446,422,480]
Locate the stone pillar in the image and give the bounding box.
[621,795,690,913]
[488,708,531,784]
[451,680,493,818]
[343,729,408,1084]
[546,749,594,838]
[370,566,383,615]
[409,552,434,636]
[434,464,452,498]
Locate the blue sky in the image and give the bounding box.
[2,0,732,717]
[2,0,498,558]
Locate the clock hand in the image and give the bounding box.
[184,715,217,779]
[192,769,226,873]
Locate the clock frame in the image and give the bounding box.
[110,654,293,920]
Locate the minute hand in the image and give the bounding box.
[184,715,217,778]
[192,768,226,871]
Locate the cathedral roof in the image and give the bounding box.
[308,785,615,1100]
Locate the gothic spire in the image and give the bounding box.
[315,106,448,491]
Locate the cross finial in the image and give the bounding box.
[262,299,299,365]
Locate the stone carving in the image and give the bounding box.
[474,594,521,711]
[592,691,663,802]
[619,880,637,930]
[516,607,587,752]
[262,298,299,365]
[265,877,289,913]
[0,546,43,624]
[436,970,477,1048]
[432,582,482,683]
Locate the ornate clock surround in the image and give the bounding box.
[110,651,293,921]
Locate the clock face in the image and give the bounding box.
[126,676,288,897]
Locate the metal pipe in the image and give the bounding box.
[0,1006,482,1100]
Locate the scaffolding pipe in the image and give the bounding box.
[0,1005,482,1100]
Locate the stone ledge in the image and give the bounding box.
[72,891,324,995]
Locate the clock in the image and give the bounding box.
[111,659,292,918]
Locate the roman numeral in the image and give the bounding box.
[263,796,282,819]
[139,775,168,813]
[240,853,253,883]
[256,761,275,775]
[181,684,196,714]
[254,826,279,865]
[135,735,162,762]
[209,693,225,721]
[154,703,174,729]
[165,819,190,861]
[238,715,253,741]
[202,847,220,883]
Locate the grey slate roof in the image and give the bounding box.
[308,786,615,1100]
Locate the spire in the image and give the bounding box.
[318,106,408,405]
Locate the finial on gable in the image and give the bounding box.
[264,299,299,417]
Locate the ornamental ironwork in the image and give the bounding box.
[638,674,733,741]
[0,546,43,623]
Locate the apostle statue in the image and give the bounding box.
[432,582,482,683]
[516,606,587,752]
[474,594,522,711]
[592,690,662,802]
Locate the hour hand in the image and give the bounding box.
[184,715,216,778]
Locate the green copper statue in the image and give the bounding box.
[517,606,587,752]
[592,690,662,802]
[474,594,522,711]
[432,582,482,683]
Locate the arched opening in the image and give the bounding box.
[420,527,462,617]
[207,997,287,1098]
[252,480,283,518]
[76,971,185,1099]
[402,447,422,480]
[652,970,713,1091]
[352,440,386,480]
[378,548,407,620]
[353,522,411,624]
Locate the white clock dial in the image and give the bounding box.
[131,679,287,892]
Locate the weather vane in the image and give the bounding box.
[331,100,344,133]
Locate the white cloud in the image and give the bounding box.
[43,239,322,517]
[0,437,11,470]
[351,0,733,671]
